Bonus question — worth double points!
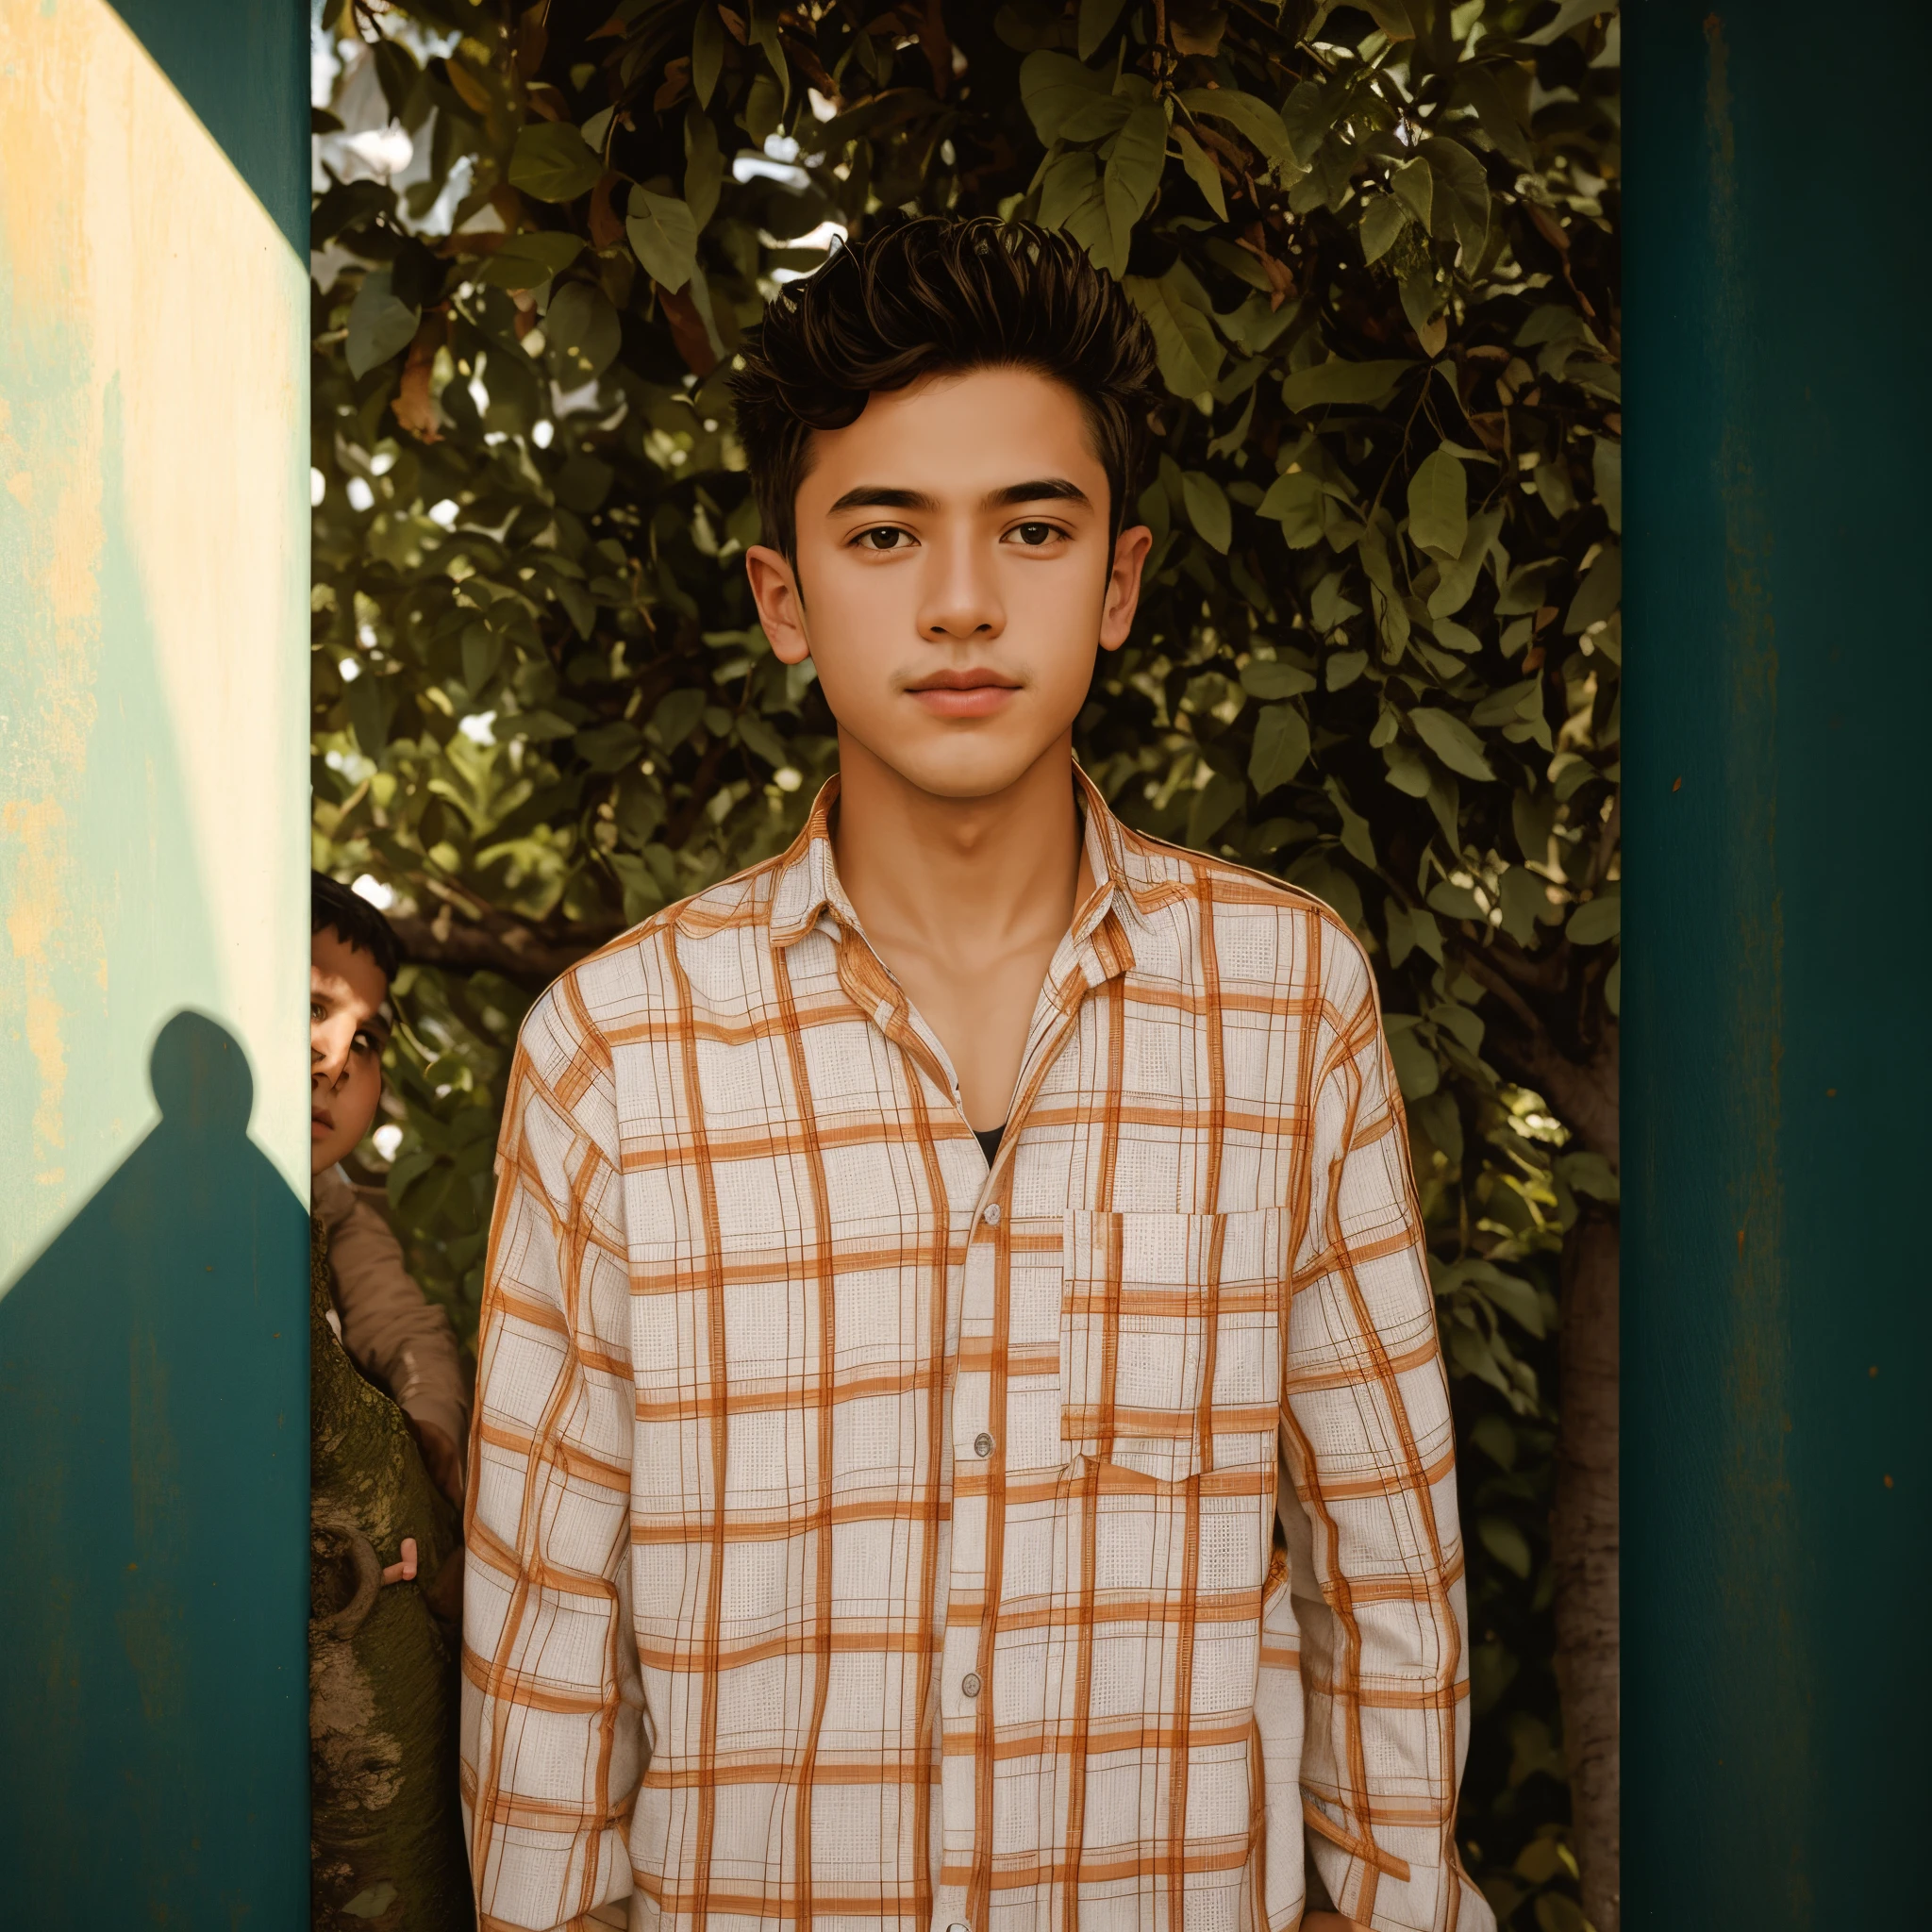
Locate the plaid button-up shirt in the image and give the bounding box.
[462,771,1490,1932]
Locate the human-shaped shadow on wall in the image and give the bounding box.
[0,1008,475,1930]
[0,1009,311,1924]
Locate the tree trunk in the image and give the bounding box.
[1553,1207,1620,1932]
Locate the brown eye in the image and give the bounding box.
[857,526,908,550]
[1012,522,1057,545]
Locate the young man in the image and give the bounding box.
[311,873,469,1504]
[463,219,1490,1932]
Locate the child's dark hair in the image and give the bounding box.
[311,872,401,986]
[731,215,1163,560]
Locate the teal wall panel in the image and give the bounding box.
[1624,4,1932,1921]
[0,0,310,1918]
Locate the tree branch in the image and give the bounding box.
[387,910,618,985]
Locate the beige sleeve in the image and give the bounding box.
[314,1166,472,1460]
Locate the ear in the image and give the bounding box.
[745,544,811,666]
[1097,524,1154,654]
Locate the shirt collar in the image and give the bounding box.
[765,761,1146,968]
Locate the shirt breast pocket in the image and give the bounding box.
[1058,1208,1287,1484]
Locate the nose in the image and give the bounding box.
[311,1017,352,1091]
[915,527,1006,643]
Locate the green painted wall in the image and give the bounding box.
[0,0,309,1918]
[1624,5,1932,1922]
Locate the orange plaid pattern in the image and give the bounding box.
[462,770,1490,1932]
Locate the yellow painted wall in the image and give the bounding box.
[0,0,309,1288]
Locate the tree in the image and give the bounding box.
[310,2,1620,1921]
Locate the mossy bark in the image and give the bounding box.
[309,1212,473,1930]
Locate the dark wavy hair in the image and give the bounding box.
[311,872,400,986]
[730,215,1163,559]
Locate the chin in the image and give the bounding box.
[855,720,1071,803]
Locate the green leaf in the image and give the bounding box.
[1124,268,1224,397]
[1456,62,1534,170]
[1426,879,1483,922]
[1020,50,1112,143]
[508,123,604,204]
[1565,541,1622,633]
[1257,468,1324,548]
[1176,88,1296,172]
[1566,889,1620,945]
[1362,0,1415,37]
[692,4,725,108]
[1480,1267,1547,1338]
[1280,358,1415,411]
[1326,649,1368,690]
[1420,136,1491,260]
[1536,1896,1590,1932]
[650,688,707,751]
[1428,505,1503,618]
[1594,436,1623,533]
[1407,449,1467,558]
[1180,470,1231,552]
[1187,770,1244,847]
[545,282,622,383]
[1479,1515,1533,1579]
[475,232,584,291]
[1391,154,1433,228]
[1173,125,1227,221]
[1241,659,1315,701]
[1387,1024,1441,1100]
[750,0,790,107]
[685,110,724,231]
[1471,677,1541,729]
[626,187,699,292]
[575,720,643,773]
[1104,102,1168,260]
[1359,192,1407,265]
[1248,702,1310,795]
[1558,1150,1621,1203]
[1473,1413,1517,1471]
[345,269,419,378]
[1060,90,1133,143]
[1040,150,1118,273]
[1496,865,1551,943]
[1077,0,1132,59]
[1324,777,1376,867]
[1411,708,1496,781]
[1309,571,1361,630]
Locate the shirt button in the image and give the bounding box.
[960,1672,982,1698]
[973,1431,994,1458]
[981,1202,1001,1226]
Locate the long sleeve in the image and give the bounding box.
[314,1165,471,1458]
[1278,949,1492,1932]
[461,987,642,1932]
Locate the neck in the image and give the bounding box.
[830,731,1087,960]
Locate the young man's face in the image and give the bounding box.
[310,927,391,1176]
[746,366,1152,801]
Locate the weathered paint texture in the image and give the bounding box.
[0,0,309,1916]
[1626,4,1932,1923]
[0,0,310,1289]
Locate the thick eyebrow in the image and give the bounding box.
[825,485,938,515]
[984,477,1091,511]
[824,478,1094,517]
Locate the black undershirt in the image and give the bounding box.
[974,1124,1006,1166]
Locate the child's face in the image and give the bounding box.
[745,365,1151,804]
[310,927,391,1176]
